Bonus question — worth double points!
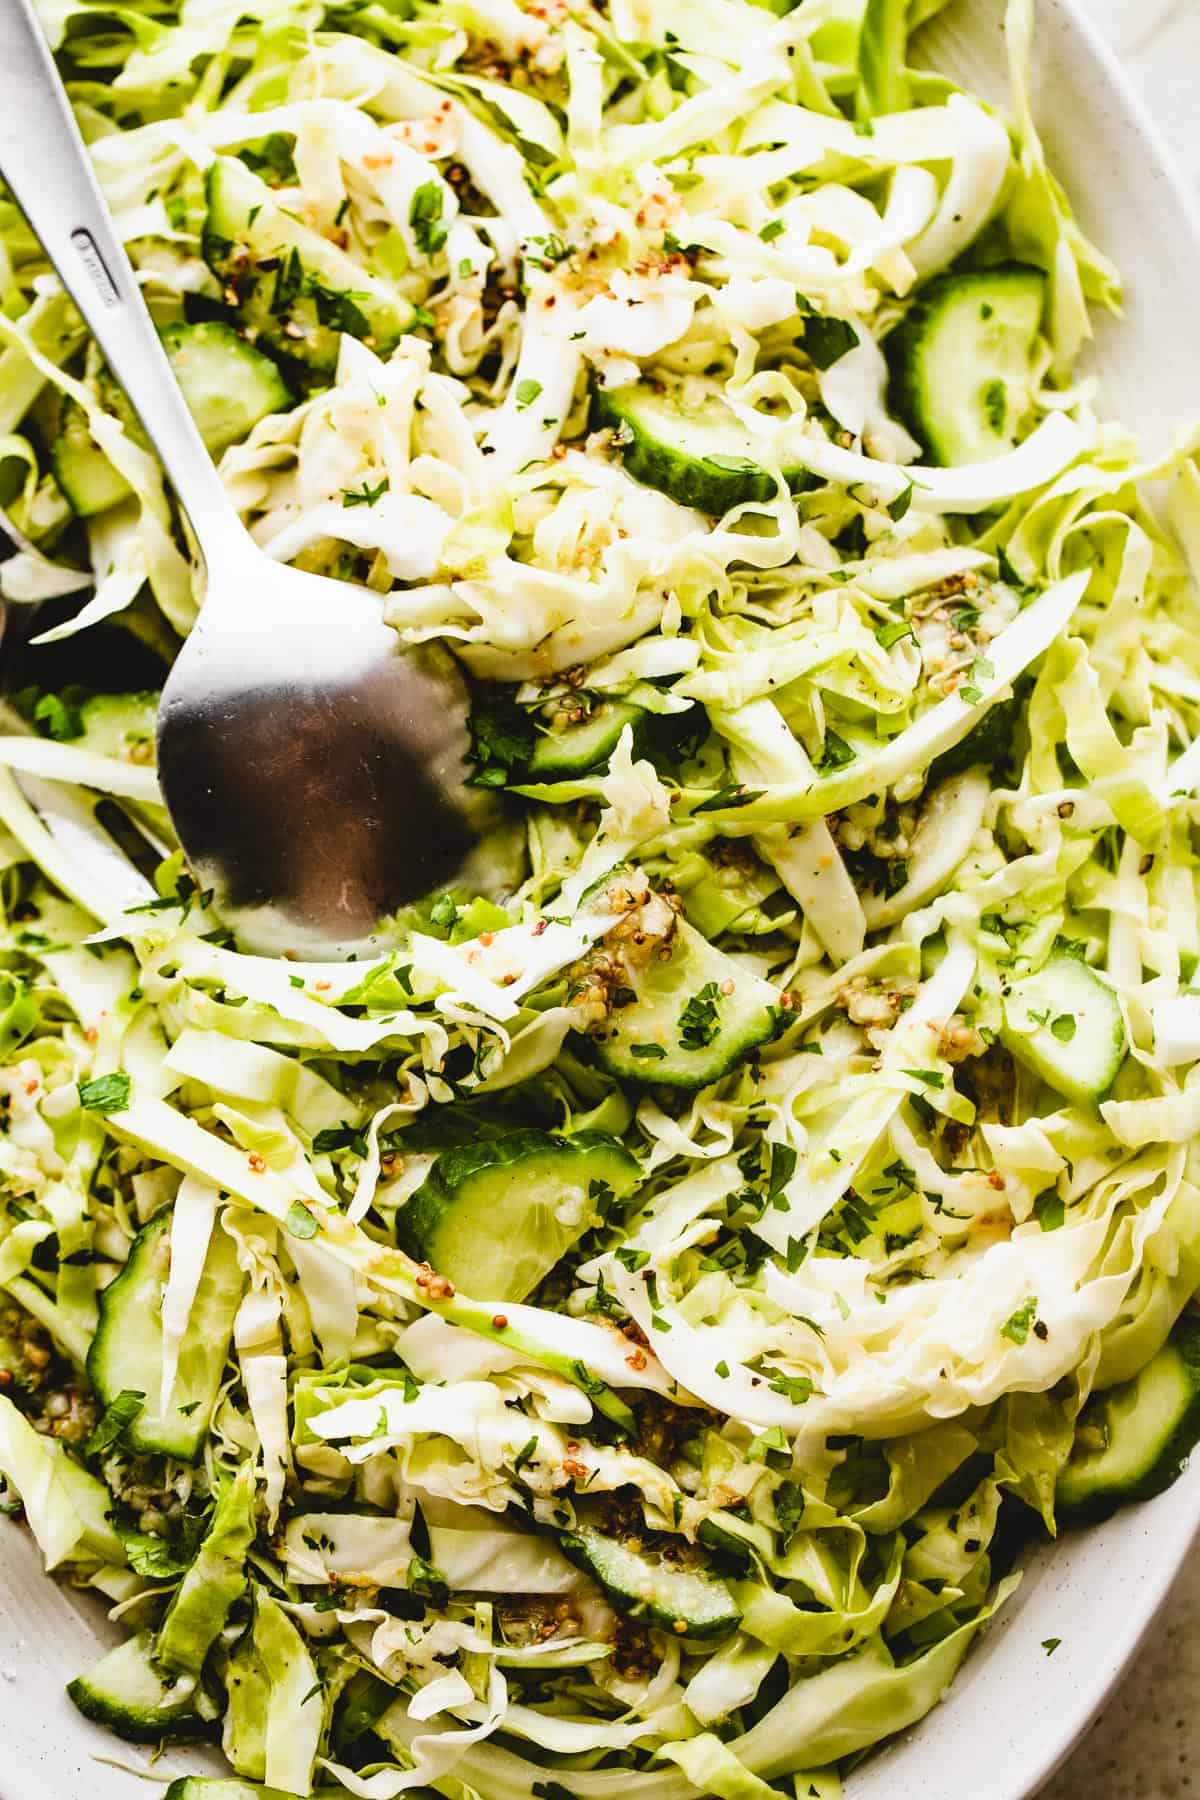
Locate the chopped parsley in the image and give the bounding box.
[886,481,915,522]
[768,1372,814,1404]
[409,181,449,256]
[312,1123,369,1157]
[694,783,767,814]
[903,1068,945,1089]
[803,313,859,369]
[85,1389,145,1457]
[467,697,535,788]
[1000,1296,1038,1344]
[78,1072,131,1115]
[817,730,856,774]
[341,476,389,508]
[678,981,722,1051]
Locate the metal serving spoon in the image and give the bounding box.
[0,0,487,958]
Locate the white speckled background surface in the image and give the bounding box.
[1040,4,1200,1795]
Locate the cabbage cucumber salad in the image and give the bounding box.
[6,0,1200,1796]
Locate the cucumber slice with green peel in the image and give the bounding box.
[67,1631,211,1743]
[1000,952,1126,1106]
[157,322,292,452]
[593,382,818,515]
[559,1522,741,1637]
[397,1128,641,1301]
[50,391,138,517]
[886,264,1047,467]
[165,1783,303,1800]
[87,1204,244,1460]
[527,700,646,780]
[587,917,780,1090]
[51,324,291,517]
[1058,1314,1200,1524]
[203,156,415,371]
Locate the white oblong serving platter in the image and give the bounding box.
[3,3,1200,1798]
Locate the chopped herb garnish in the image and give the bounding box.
[32,693,85,741]
[85,1389,145,1457]
[409,181,449,256]
[678,981,722,1051]
[341,476,389,508]
[887,482,915,522]
[817,730,856,774]
[803,313,859,370]
[429,894,459,934]
[875,617,914,650]
[312,1123,369,1157]
[513,1435,540,1476]
[768,1372,814,1404]
[1000,1296,1038,1344]
[78,1072,131,1115]
[694,783,767,814]
[903,1068,945,1089]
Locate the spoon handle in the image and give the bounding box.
[0,0,237,567]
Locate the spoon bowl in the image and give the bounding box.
[0,0,484,957]
[156,551,483,957]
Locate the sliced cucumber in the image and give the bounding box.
[594,381,816,514]
[397,1128,640,1300]
[559,1522,741,1637]
[1058,1314,1200,1524]
[1000,952,1126,1106]
[158,322,292,452]
[87,1205,244,1461]
[67,1631,209,1744]
[886,264,1047,467]
[528,700,646,780]
[587,917,780,1090]
[51,389,137,518]
[203,156,414,371]
[51,324,291,517]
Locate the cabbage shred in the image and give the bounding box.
[1,0,1200,1794]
